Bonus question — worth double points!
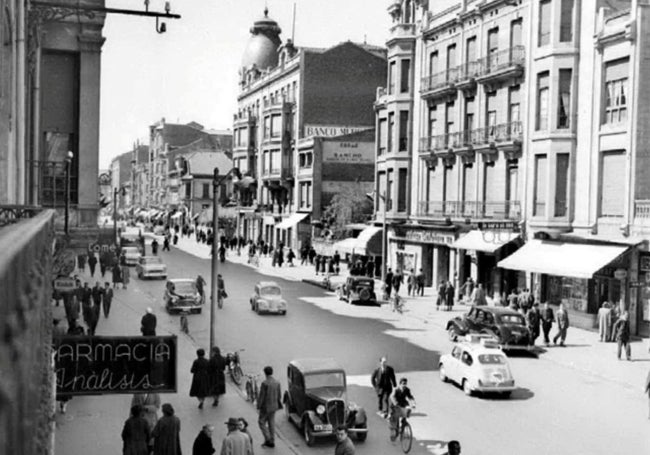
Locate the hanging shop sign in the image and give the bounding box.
[393,229,455,246]
[54,335,177,396]
[614,269,628,280]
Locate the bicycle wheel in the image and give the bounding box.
[400,421,413,453]
[231,365,243,385]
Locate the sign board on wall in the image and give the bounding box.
[54,336,177,396]
[322,140,374,165]
[393,229,456,246]
[304,125,369,138]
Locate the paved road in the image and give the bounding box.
[55,247,650,455]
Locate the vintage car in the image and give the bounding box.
[284,358,368,446]
[335,276,378,305]
[121,246,142,266]
[164,279,204,314]
[135,256,167,280]
[439,335,516,397]
[446,306,532,351]
[250,281,287,315]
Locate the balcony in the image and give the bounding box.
[374,86,388,110]
[455,61,482,92]
[387,22,416,43]
[417,200,521,220]
[233,112,257,128]
[420,67,459,101]
[263,94,296,113]
[634,200,650,221]
[476,46,525,87]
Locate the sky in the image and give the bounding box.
[98,0,392,169]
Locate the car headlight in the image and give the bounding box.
[316,405,325,415]
[171,296,178,303]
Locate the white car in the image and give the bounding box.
[250,281,287,315]
[121,246,141,266]
[439,335,516,397]
[135,256,167,280]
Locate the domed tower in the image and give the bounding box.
[241,8,282,74]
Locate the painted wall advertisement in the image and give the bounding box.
[304,124,369,138]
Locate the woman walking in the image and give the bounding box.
[121,263,131,290]
[208,346,226,407]
[112,262,122,289]
[152,403,181,455]
[190,348,211,409]
[121,405,150,455]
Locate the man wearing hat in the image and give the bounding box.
[221,417,252,455]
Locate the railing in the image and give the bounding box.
[478,46,525,77]
[421,67,460,93]
[634,200,650,219]
[419,121,522,152]
[417,200,521,220]
[263,93,296,109]
[233,112,257,123]
[0,205,44,227]
[457,61,482,81]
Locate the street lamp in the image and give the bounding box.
[210,167,241,351]
[64,151,73,235]
[379,191,388,283]
[113,185,126,244]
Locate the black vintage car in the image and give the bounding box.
[284,358,368,446]
[336,277,378,305]
[446,306,532,351]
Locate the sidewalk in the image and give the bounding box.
[174,236,650,391]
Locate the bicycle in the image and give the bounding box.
[391,294,405,314]
[389,406,413,453]
[244,373,259,403]
[225,349,244,385]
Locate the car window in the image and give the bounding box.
[142,257,163,265]
[461,352,473,366]
[499,314,526,325]
[173,282,197,294]
[478,354,506,365]
[484,312,495,325]
[451,346,462,359]
[261,286,281,296]
[305,372,345,390]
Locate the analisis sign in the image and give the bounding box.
[54,336,177,396]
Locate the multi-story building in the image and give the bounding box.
[131,143,150,209]
[233,8,386,251]
[110,151,134,215]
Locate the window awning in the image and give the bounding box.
[333,226,383,256]
[451,230,520,253]
[497,240,630,279]
[276,212,310,229]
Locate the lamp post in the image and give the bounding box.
[209,167,241,351]
[380,191,388,283]
[113,185,126,244]
[64,151,73,235]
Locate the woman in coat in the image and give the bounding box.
[152,403,181,455]
[112,263,122,289]
[122,405,151,455]
[131,393,161,434]
[190,348,211,409]
[121,263,131,290]
[208,346,226,407]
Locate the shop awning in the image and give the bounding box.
[334,226,383,256]
[497,240,630,279]
[332,237,359,255]
[451,230,520,253]
[276,212,310,230]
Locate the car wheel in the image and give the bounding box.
[355,425,367,442]
[462,379,473,396]
[303,421,315,446]
[448,328,459,342]
[439,364,448,383]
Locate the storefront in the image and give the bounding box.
[636,253,650,337]
[275,212,310,251]
[333,226,383,275]
[498,239,634,332]
[241,211,261,242]
[389,227,457,288]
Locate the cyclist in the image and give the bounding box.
[217,274,227,306]
[389,378,416,441]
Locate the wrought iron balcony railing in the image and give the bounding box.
[417,200,521,220]
[419,121,522,152]
[478,46,525,77]
[421,67,460,93]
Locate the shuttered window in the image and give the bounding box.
[463,164,475,203]
[538,0,551,46]
[445,164,458,202]
[398,168,408,212]
[599,151,625,217]
[534,155,547,216]
[483,161,497,202]
[555,154,569,217]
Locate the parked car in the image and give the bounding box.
[121,246,141,266]
[250,281,287,315]
[284,358,367,446]
[164,279,203,314]
[446,306,532,351]
[335,276,378,305]
[135,256,167,280]
[439,335,516,397]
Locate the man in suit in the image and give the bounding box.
[370,356,396,418]
[257,365,282,448]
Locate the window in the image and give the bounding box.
[560,0,574,42]
[270,149,281,173]
[536,72,550,130]
[599,151,625,217]
[202,183,210,199]
[486,91,497,139]
[445,102,454,135]
[378,171,387,212]
[446,44,456,74]
[387,169,394,210]
[557,69,572,129]
[466,37,477,63]
[271,114,282,138]
[378,118,387,155]
[263,116,271,138]
[398,169,408,212]
[487,28,499,69]
[603,58,629,125]
[299,182,312,209]
[461,352,473,366]
[388,113,395,153]
[428,105,437,137]
[388,61,396,94]
[539,0,551,46]
[40,132,78,206]
[555,154,569,217]
[400,59,411,93]
[509,85,521,126]
[534,155,548,216]
[444,164,457,202]
[465,97,475,143]
[507,161,519,204]
[483,161,496,203]
[511,19,522,48]
[429,51,439,75]
[462,163,475,205]
[398,111,409,151]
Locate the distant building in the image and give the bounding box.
[110,151,133,215]
[233,8,386,251]
[131,143,150,209]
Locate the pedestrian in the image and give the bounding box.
[99,252,108,278]
[237,418,254,449]
[208,346,226,407]
[370,356,396,418]
[131,392,161,442]
[121,263,131,290]
[526,304,541,345]
[445,280,455,311]
[66,318,85,336]
[77,253,86,272]
[141,307,157,336]
[407,270,416,296]
[91,281,103,308]
[52,318,66,337]
[308,246,316,264]
[333,250,341,269]
[392,269,403,296]
[416,269,425,297]
[190,348,211,409]
[334,425,355,455]
[461,277,475,304]
[471,283,487,306]
[102,282,113,318]
[436,281,445,311]
[121,405,151,455]
[540,302,554,346]
[221,417,253,455]
[112,262,122,289]
[614,310,632,360]
[598,301,612,342]
[314,255,321,276]
[173,233,179,245]
[196,275,207,300]
[192,424,215,455]
[63,290,79,328]
[553,303,570,347]
[257,365,282,448]
[610,303,621,343]
[366,258,375,278]
[152,403,181,455]
[507,289,519,310]
[445,440,461,455]
[384,268,393,299]
[88,252,98,277]
[163,236,170,252]
[151,239,159,255]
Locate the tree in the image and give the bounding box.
[322,186,373,239]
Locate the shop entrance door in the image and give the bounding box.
[422,245,434,287]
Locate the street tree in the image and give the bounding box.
[322,186,373,239]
